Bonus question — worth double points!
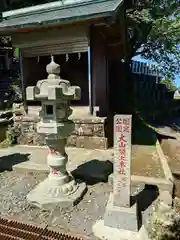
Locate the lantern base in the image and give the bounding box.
[27,177,86,210]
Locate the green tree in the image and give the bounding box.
[126,0,180,79]
[161,78,177,90]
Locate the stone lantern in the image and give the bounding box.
[26,56,86,209]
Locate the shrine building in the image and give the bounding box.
[0,0,131,149]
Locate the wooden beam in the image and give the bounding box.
[14,18,105,34]
[19,49,28,113]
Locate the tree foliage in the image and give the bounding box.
[161,78,177,90]
[126,0,180,79]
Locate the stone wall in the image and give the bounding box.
[13,103,108,149]
[0,110,13,143]
[67,118,108,149]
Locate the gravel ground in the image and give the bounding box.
[0,143,160,238]
[0,170,112,239]
[0,170,146,239]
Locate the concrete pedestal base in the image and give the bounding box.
[27,178,86,210]
[93,191,157,240]
[104,193,139,232]
[93,220,150,240]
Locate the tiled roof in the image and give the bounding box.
[0,0,123,33]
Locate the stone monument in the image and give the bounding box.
[26,56,86,209]
[93,114,155,240]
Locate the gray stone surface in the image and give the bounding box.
[9,146,113,180]
[67,135,108,149]
[27,179,87,210]
[93,220,139,240]
[159,190,172,207]
[104,193,139,232]
[93,220,151,240]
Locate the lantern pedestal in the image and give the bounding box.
[27,177,86,210]
[27,133,86,210]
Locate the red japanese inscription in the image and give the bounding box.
[52,168,58,175]
[49,148,58,155]
[123,118,130,125]
[119,134,126,143]
[119,161,125,174]
[115,116,131,175]
[118,134,126,175]
[116,118,122,125]
[116,118,122,132]
[123,125,130,133]
[116,118,130,133]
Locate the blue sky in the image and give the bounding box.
[133,55,180,87]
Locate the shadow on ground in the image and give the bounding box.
[136,185,159,211]
[0,153,30,172]
[72,159,113,185]
[132,185,159,230]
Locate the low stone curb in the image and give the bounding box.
[171,170,180,176]
[16,145,48,149]
[13,162,48,173]
[156,140,174,182]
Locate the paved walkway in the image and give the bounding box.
[0,144,164,179]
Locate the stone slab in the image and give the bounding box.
[13,162,48,173]
[6,144,163,175]
[93,220,150,240]
[156,140,174,182]
[67,136,108,149]
[158,190,173,207]
[108,174,173,194]
[0,144,167,185]
[104,193,139,232]
[27,178,86,210]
